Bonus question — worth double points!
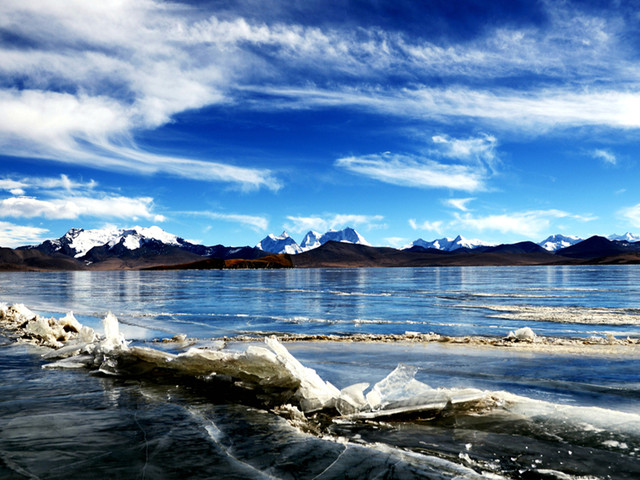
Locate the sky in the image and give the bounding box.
[2,0,640,248]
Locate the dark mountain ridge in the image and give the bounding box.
[2,232,640,271]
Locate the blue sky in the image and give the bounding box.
[1,0,640,248]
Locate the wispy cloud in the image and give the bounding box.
[0,196,161,221]
[444,198,475,212]
[0,174,163,222]
[619,203,640,228]
[0,174,97,195]
[431,135,497,165]
[0,1,278,190]
[409,208,597,240]
[408,219,444,233]
[336,153,487,192]
[284,214,384,235]
[260,85,640,131]
[384,237,408,248]
[183,211,269,232]
[2,0,639,187]
[592,149,617,165]
[453,209,595,239]
[0,221,48,248]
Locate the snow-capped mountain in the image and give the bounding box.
[256,232,303,255]
[24,226,269,262]
[404,235,491,252]
[257,227,370,254]
[608,232,640,242]
[318,227,370,247]
[300,231,323,251]
[538,234,583,252]
[35,226,183,258]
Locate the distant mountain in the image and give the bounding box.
[484,241,549,254]
[23,226,186,258]
[538,234,583,252]
[404,235,492,252]
[0,247,85,271]
[555,235,640,259]
[300,231,323,251]
[256,232,303,254]
[257,227,369,254]
[293,240,559,268]
[318,227,370,246]
[608,232,640,242]
[21,226,268,267]
[9,225,640,271]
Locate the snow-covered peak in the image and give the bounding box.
[56,226,181,258]
[256,231,302,254]
[404,235,491,251]
[319,227,370,246]
[538,234,583,252]
[608,232,640,242]
[300,231,323,251]
[257,227,369,254]
[449,235,492,250]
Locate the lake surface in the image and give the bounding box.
[1,266,640,479]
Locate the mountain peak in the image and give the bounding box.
[404,235,491,252]
[538,234,583,252]
[257,232,302,254]
[608,232,640,242]
[42,226,182,258]
[258,227,369,254]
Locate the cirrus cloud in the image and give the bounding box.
[619,203,640,229]
[452,209,596,239]
[183,211,269,232]
[336,153,487,192]
[0,221,49,248]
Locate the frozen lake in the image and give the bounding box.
[1,266,640,479]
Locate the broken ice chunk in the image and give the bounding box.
[265,337,340,412]
[506,326,536,342]
[335,383,370,415]
[365,363,432,410]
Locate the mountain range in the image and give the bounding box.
[256,227,370,254]
[0,225,639,270]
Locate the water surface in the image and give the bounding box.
[1,266,640,479]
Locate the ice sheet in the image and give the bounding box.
[3,302,640,445]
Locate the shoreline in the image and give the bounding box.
[181,331,640,357]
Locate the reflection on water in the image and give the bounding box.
[1,266,640,341]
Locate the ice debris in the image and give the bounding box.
[506,326,536,342]
[0,302,498,419]
[0,302,93,349]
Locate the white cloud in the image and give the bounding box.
[0,179,27,195]
[453,209,595,239]
[592,149,617,165]
[0,174,163,222]
[431,134,497,164]
[185,211,269,232]
[336,153,486,192]
[619,203,640,228]
[0,174,98,196]
[444,198,475,212]
[284,214,384,235]
[0,1,278,190]
[1,0,638,190]
[0,221,48,248]
[0,195,159,221]
[409,219,444,233]
[384,237,408,248]
[260,85,640,131]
